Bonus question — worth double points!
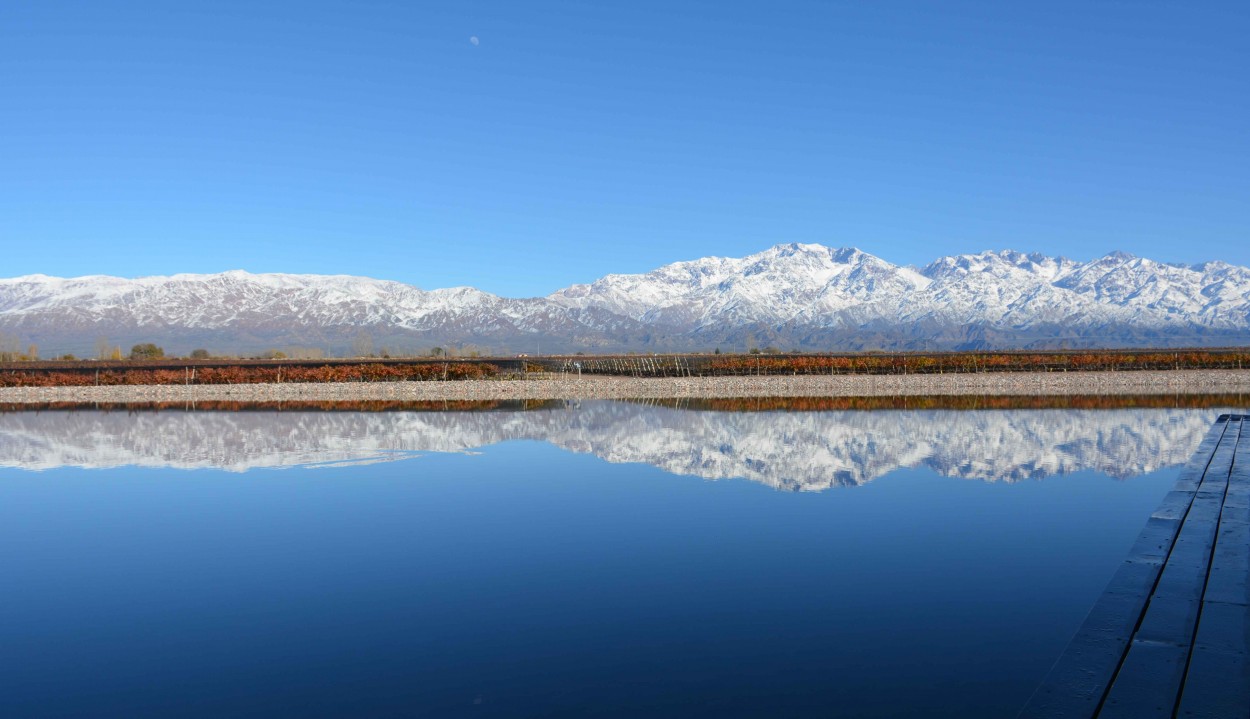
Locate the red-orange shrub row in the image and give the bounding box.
[0,362,499,387]
[696,351,1250,377]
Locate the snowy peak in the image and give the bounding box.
[2,244,1249,354]
[922,250,1078,283]
[0,270,505,330]
[549,244,932,328]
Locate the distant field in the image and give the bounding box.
[0,348,1248,387]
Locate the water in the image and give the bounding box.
[0,402,1235,717]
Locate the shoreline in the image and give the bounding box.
[1,370,1249,404]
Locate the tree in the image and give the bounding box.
[95,336,113,360]
[129,343,165,360]
[285,347,325,360]
[351,331,374,358]
[0,332,20,362]
[189,349,210,359]
[429,347,445,357]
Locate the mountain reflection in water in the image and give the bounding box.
[0,399,1236,489]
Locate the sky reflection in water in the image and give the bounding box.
[0,402,1236,718]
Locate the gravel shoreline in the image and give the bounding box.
[1,370,1249,404]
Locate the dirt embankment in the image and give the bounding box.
[0,370,1248,404]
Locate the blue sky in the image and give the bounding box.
[2,1,1246,296]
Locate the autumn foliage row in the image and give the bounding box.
[2,351,1249,385]
[695,351,1250,377]
[0,362,499,387]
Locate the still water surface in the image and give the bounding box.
[0,402,1234,717]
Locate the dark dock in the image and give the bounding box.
[1020,414,1249,718]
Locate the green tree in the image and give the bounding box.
[129,343,165,360]
[189,348,210,359]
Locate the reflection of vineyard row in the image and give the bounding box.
[0,399,565,413]
[1,395,1243,415]
[567,350,1250,377]
[636,394,1250,412]
[0,362,499,387]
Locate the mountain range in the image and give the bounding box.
[3,244,1249,356]
[0,403,1222,488]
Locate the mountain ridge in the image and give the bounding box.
[3,244,1249,355]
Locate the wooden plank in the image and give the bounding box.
[1017,417,1231,719]
[1201,521,1250,606]
[1098,419,1241,716]
[1177,418,1250,717]
[1176,641,1250,719]
[1151,490,1196,522]
[1097,642,1190,718]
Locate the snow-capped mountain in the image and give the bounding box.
[0,403,1225,488]
[3,244,1249,355]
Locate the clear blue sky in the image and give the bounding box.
[2,1,1246,296]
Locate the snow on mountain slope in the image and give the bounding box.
[548,243,931,329]
[0,271,492,329]
[1,244,1248,353]
[552,244,1250,338]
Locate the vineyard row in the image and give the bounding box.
[0,362,499,388]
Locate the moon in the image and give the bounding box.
[469,36,479,46]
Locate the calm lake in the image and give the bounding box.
[0,400,1240,718]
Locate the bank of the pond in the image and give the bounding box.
[0,370,1248,404]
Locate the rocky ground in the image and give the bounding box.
[1,370,1249,404]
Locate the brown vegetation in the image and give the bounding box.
[561,350,1250,377]
[698,351,1250,376]
[0,361,500,387]
[0,348,1247,387]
